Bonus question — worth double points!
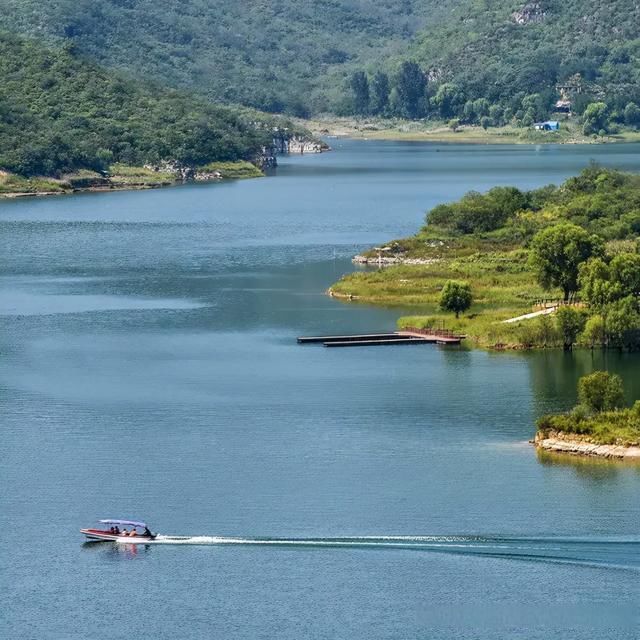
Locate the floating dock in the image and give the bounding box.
[297,328,463,347]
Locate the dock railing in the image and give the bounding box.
[402,327,463,339]
[532,298,584,310]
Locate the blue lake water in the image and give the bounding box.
[1,140,639,639]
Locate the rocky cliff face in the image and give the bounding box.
[285,137,330,154]
[255,147,277,169]
[272,131,330,154]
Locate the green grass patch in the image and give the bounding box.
[198,160,264,179]
[537,406,640,446]
[332,247,556,346]
[108,164,177,185]
[0,171,69,194]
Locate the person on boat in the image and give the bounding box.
[110,526,115,534]
[114,526,120,535]
[129,528,137,537]
[121,528,128,536]
[143,526,153,538]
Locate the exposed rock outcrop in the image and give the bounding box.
[286,137,329,154]
[352,254,440,266]
[144,161,193,181]
[255,147,277,169]
[272,130,330,154]
[512,2,547,25]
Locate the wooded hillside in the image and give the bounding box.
[2,0,639,120]
[0,33,271,177]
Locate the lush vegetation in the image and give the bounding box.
[331,167,640,349]
[439,281,473,318]
[198,161,264,180]
[537,372,640,446]
[345,0,640,132]
[0,0,454,117]
[0,33,275,179]
[4,0,640,129]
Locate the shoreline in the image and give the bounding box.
[533,431,640,461]
[0,143,331,200]
[0,161,267,200]
[301,116,640,145]
[0,182,178,199]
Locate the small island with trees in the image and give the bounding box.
[535,372,640,461]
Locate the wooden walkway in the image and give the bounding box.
[297,328,463,347]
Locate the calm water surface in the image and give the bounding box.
[1,140,640,639]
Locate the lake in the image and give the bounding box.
[1,140,639,639]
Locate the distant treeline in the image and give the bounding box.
[346,64,640,132]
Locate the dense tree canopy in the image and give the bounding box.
[427,187,530,234]
[0,34,272,177]
[3,0,640,120]
[529,224,603,301]
[421,167,640,348]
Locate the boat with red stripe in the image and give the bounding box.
[81,519,157,543]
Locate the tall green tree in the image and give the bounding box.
[583,102,609,135]
[624,102,640,126]
[578,258,617,309]
[395,61,425,119]
[370,71,390,115]
[555,306,586,350]
[432,83,464,119]
[609,253,640,297]
[439,280,472,318]
[350,71,370,115]
[530,223,603,301]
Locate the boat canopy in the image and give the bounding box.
[99,519,147,527]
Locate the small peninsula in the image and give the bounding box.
[331,166,640,351]
[535,372,640,461]
[0,33,325,199]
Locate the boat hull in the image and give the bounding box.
[81,528,155,543]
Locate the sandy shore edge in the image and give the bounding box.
[534,431,640,460]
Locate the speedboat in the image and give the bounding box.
[81,519,157,543]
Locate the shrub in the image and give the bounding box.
[580,314,606,348]
[555,306,586,350]
[439,281,472,318]
[578,371,625,413]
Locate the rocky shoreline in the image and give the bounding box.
[533,430,640,461]
[352,254,440,266]
[1,136,331,200]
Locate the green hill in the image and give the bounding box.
[403,0,640,123]
[0,0,453,116]
[0,32,272,179]
[1,0,639,124]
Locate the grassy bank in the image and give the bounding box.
[0,160,263,198]
[198,160,264,179]
[330,167,640,350]
[537,408,640,447]
[331,243,555,348]
[303,116,640,145]
[0,171,69,195]
[536,373,640,449]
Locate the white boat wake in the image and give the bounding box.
[140,534,640,570]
